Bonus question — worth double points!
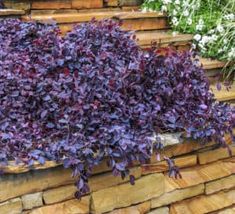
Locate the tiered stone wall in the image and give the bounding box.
[0,135,234,214]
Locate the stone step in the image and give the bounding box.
[200,58,227,70]
[22,11,169,32]
[0,9,25,17]
[211,83,235,102]
[136,31,192,48]
[21,11,228,74]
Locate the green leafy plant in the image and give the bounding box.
[142,0,235,80]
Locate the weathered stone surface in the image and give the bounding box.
[0,161,59,174]
[0,166,74,202]
[72,0,103,9]
[170,190,235,214]
[3,0,30,11]
[22,192,43,210]
[119,0,143,6]
[206,175,235,194]
[149,207,169,214]
[142,155,197,175]
[150,140,214,163]
[151,184,204,208]
[165,161,233,192]
[217,206,235,214]
[198,146,235,165]
[43,184,76,204]
[90,167,141,192]
[106,0,118,7]
[32,0,71,9]
[29,197,90,214]
[0,9,25,16]
[108,201,151,214]
[0,198,22,214]
[121,17,168,31]
[91,174,165,213]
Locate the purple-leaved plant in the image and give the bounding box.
[0,19,234,198]
[0,0,4,9]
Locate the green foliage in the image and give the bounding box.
[142,0,235,80]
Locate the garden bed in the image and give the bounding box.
[0,16,234,214]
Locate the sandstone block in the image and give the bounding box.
[151,184,204,208]
[150,140,214,163]
[217,206,235,214]
[198,146,235,165]
[108,201,150,214]
[43,184,76,204]
[119,0,143,6]
[206,174,235,194]
[106,0,119,7]
[0,166,74,203]
[3,0,30,11]
[91,173,164,213]
[165,161,233,192]
[170,190,235,214]
[0,198,22,214]
[22,192,43,210]
[72,0,103,9]
[29,197,90,214]
[90,167,141,192]
[0,9,25,16]
[32,0,71,9]
[149,207,169,214]
[142,155,197,175]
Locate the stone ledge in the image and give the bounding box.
[1,131,233,175]
[91,173,164,213]
[0,9,25,16]
[0,132,183,175]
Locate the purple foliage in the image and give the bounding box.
[0,0,4,9]
[0,19,234,198]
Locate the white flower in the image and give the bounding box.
[228,48,235,59]
[183,1,189,7]
[183,10,189,17]
[187,18,192,25]
[208,29,215,34]
[161,5,167,12]
[172,9,177,16]
[191,43,196,49]
[217,25,224,33]
[196,19,204,31]
[172,17,179,26]
[196,24,203,31]
[211,34,218,41]
[163,0,172,4]
[200,36,212,46]
[194,34,201,41]
[198,19,204,25]
[142,7,148,13]
[175,0,180,4]
[224,13,235,21]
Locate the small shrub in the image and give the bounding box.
[0,19,234,198]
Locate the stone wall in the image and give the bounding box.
[0,135,234,214]
[2,0,143,12]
